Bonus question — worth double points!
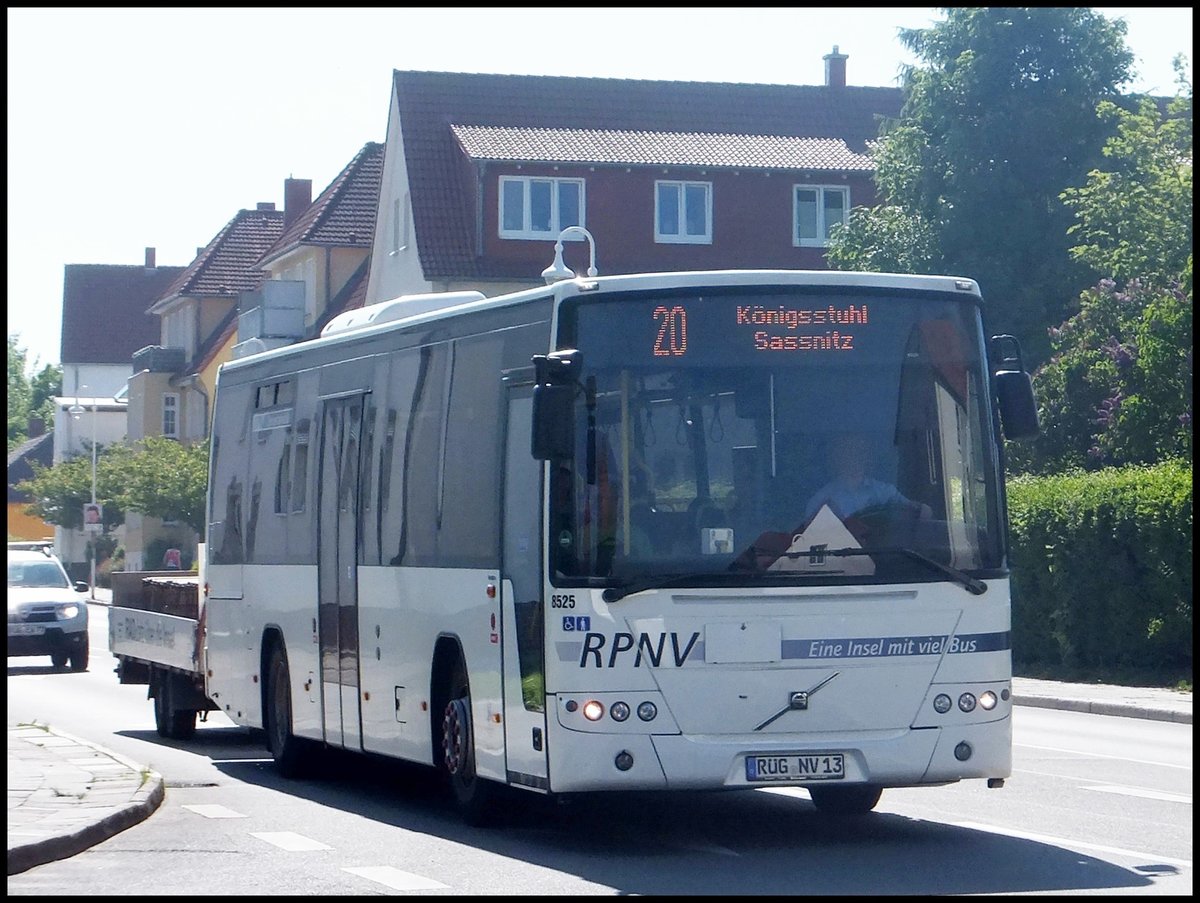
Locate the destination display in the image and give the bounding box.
[571,291,909,368]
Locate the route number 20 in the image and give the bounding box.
[653,305,688,357]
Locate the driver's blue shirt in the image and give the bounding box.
[804,477,912,523]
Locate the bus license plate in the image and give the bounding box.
[746,753,845,782]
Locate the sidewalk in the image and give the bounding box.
[7,593,1193,874]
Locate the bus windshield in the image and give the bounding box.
[549,287,1004,589]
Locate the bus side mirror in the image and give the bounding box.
[990,335,1040,440]
[531,350,580,460]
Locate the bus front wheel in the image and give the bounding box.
[440,662,496,825]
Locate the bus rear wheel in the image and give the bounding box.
[808,784,882,815]
[440,663,496,825]
[266,645,313,778]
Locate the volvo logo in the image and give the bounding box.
[755,672,840,731]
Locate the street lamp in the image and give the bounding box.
[68,387,98,600]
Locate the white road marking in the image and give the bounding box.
[181,804,247,819]
[1081,785,1192,804]
[250,831,332,851]
[1016,743,1191,770]
[343,866,449,891]
[954,821,1193,869]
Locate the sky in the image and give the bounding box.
[6,7,1192,373]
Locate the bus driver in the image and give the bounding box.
[803,432,932,525]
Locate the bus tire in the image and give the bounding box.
[808,784,883,815]
[440,661,496,825]
[266,645,312,778]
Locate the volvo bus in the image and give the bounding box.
[202,247,1039,822]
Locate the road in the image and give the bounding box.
[8,604,1192,895]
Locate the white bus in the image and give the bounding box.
[203,252,1038,822]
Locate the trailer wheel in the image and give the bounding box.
[439,658,497,825]
[808,784,882,815]
[266,645,312,778]
[152,670,196,740]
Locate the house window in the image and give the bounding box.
[162,393,179,439]
[499,176,584,240]
[655,181,712,244]
[794,185,850,247]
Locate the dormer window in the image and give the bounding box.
[499,176,584,240]
[794,185,850,247]
[655,180,712,244]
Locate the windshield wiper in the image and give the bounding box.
[818,547,987,595]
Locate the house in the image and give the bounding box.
[125,203,286,568]
[7,418,55,542]
[244,140,384,349]
[366,47,903,304]
[52,249,186,570]
[125,144,384,569]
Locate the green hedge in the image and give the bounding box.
[1005,460,1192,674]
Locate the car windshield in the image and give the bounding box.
[8,560,71,589]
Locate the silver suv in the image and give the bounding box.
[7,545,90,671]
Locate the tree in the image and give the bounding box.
[830,8,1135,365]
[109,437,209,534]
[1008,65,1192,473]
[825,205,939,274]
[1060,68,1192,289]
[18,437,210,535]
[8,336,61,451]
[17,442,123,531]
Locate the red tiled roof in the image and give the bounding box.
[450,125,877,171]
[259,142,385,265]
[151,207,285,309]
[393,70,903,280]
[60,263,187,365]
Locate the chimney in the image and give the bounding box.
[145,247,156,269]
[28,416,45,437]
[824,45,848,88]
[283,178,313,231]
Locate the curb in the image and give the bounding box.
[1012,695,1192,724]
[7,728,166,876]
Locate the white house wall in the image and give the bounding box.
[365,86,431,304]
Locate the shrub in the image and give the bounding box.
[1006,460,1192,675]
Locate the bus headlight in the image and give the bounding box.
[933,694,952,714]
[979,690,998,711]
[958,692,977,713]
[610,701,630,722]
[582,700,605,721]
[636,701,657,722]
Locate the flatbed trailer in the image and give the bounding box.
[108,564,219,739]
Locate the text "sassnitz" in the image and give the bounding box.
[579,631,701,668]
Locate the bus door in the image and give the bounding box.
[318,394,365,751]
[500,382,550,789]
